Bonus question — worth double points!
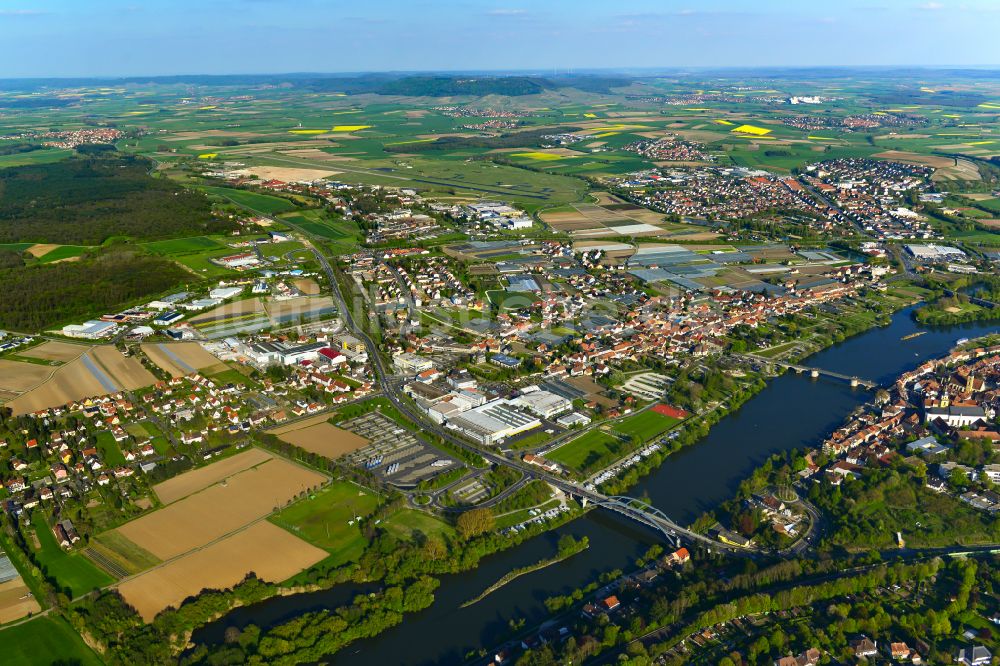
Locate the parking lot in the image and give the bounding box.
[340,411,461,487]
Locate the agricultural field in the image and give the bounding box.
[197,185,298,214]
[87,449,331,619]
[140,341,227,378]
[142,235,226,256]
[19,340,89,362]
[273,419,370,459]
[540,195,717,240]
[117,521,326,620]
[112,455,326,561]
[151,447,273,505]
[5,345,155,415]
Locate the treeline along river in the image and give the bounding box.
[190,306,1000,665]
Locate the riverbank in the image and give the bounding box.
[460,536,589,608]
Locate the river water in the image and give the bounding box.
[190,306,1000,665]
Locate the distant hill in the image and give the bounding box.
[0,73,634,97]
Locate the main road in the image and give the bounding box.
[292,231,750,554]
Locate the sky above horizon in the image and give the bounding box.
[1,0,998,78]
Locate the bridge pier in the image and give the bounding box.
[850,378,859,388]
[810,369,819,378]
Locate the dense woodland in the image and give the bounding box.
[0,156,235,244]
[0,249,190,331]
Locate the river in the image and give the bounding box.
[190,306,1000,665]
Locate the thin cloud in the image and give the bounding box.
[487,8,528,16]
[918,2,945,9]
[0,8,48,16]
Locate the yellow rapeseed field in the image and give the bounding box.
[731,124,772,136]
[511,152,568,161]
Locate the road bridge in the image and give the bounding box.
[737,353,879,389]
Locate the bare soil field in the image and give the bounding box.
[118,521,326,621]
[275,421,369,459]
[977,219,1000,228]
[266,412,333,435]
[189,298,264,324]
[13,341,88,362]
[676,129,731,143]
[874,150,981,180]
[873,150,958,169]
[591,191,624,206]
[549,219,602,232]
[565,376,618,409]
[7,346,146,415]
[89,346,155,390]
[236,166,339,181]
[141,342,226,378]
[26,243,60,258]
[0,360,53,393]
[0,576,41,624]
[294,278,321,295]
[152,448,273,505]
[114,458,327,560]
[264,295,335,322]
[960,193,997,201]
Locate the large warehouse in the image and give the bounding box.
[446,399,541,445]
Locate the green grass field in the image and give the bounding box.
[95,431,126,466]
[0,148,73,168]
[0,243,36,253]
[611,410,680,441]
[30,512,114,597]
[34,245,91,263]
[199,185,298,214]
[381,509,455,541]
[486,289,538,311]
[171,247,241,277]
[143,235,225,255]
[0,616,103,666]
[270,481,379,566]
[547,430,624,472]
